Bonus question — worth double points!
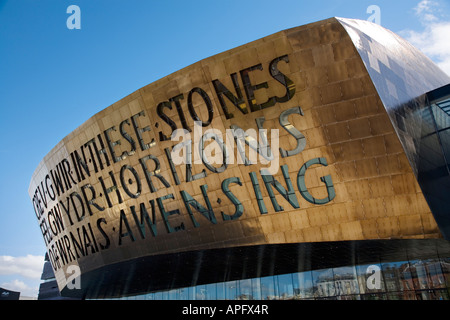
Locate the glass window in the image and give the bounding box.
[88,238,450,301]
[225,280,238,300]
[292,271,314,299]
[336,295,360,300]
[154,291,163,300]
[168,289,178,300]
[415,290,432,300]
[382,261,411,292]
[205,283,217,300]
[251,278,262,300]
[188,286,196,300]
[431,103,450,168]
[277,274,294,300]
[440,258,450,289]
[388,292,400,300]
[409,259,445,290]
[237,279,252,300]
[333,266,359,296]
[163,290,171,300]
[425,259,446,289]
[312,268,335,298]
[196,284,208,300]
[433,289,449,300]
[400,263,415,291]
[178,288,188,300]
[360,293,387,300]
[260,276,278,300]
[216,283,226,300]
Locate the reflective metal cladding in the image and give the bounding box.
[29,17,450,299]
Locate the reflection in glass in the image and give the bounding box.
[188,286,197,300]
[416,88,450,240]
[178,288,188,300]
[205,283,217,300]
[440,258,450,290]
[337,294,360,300]
[195,284,208,300]
[413,261,429,290]
[216,283,226,300]
[238,279,253,300]
[225,280,238,300]
[312,268,335,298]
[401,264,415,292]
[98,242,450,301]
[333,266,359,296]
[293,271,314,299]
[431,101,450,170]
[387,291,416,300]
[277,274,294,300]
[410,259,446,290]
[360,293,387,300]
[168,288,178,300]
[251,278,262,300]
[382,261,412,292]
[260,276,278,300]
[416,289,450,300]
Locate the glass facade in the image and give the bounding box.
[98,240,450,301]
[416,85,450,238]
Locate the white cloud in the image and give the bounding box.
[401,0,450,76]
[414,0,439,21]
[1,279,39,298]
[0,255,44,279]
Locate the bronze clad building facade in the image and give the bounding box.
[29,17,450,300]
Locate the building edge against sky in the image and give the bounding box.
[29,17,450,300]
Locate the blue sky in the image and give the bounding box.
[0,0,449,298]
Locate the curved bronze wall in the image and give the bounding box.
[29,17,448,296]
